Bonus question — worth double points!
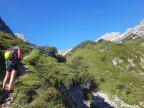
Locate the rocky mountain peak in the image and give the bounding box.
[58,48,72,56]
[14,33,36,46]
[0,17,13,34]
[140,20,144,25]
[14,33,29,43]
[97,32,121,41]
[97,19,144,43]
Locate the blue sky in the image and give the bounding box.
[0,0,144,50]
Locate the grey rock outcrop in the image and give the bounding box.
[14,33,36,47]
[68,86,90,108]
[14,33,29,43]
[96,19,144,43]
[0,17,13,34]
[58,48,72,56]
[96,32,121,42]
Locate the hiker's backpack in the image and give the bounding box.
[5,47,21,65]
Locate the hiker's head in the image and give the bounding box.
[5,51,12,60]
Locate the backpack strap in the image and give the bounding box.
[17,47,21,60]
[5,47,15,53]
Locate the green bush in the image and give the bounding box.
[117,84,124,89]
[16,89,37,104]
[117,43,123,46]
[38,46,57,57]
[101,57,106,61]
[100,78,105,82]
[125,90,131,95]
[97,39,103,43]
[55,54,66,62]
[44,87,61,102]
[71,57,81,68]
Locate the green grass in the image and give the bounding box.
[11,48,98,107]
[66,37,144,107]
[1,30,143,107]
[11,49,77,107]
[0,31,97,107]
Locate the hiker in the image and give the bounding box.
[2,46,21,93]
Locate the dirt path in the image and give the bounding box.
[0,49,35,108]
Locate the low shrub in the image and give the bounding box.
[125,90,131,95]
[44,87,61,102]
[71,57,81,68]
[100,78,105,82]
[101,57,106,61]
[117,84,124,89]
[97,39,103,43]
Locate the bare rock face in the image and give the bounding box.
[14,33,36,46]
[0,17,13,34]
[58,48,72,56]
[96,19,144,43]
[116,20,144,42]
[96,32,121,42]
[14,33,29,43]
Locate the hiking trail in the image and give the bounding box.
[0,49,35,108]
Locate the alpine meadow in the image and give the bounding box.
[0,15,144,108]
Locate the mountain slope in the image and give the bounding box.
[1,48,97,108]
[66,37,144,107]
[0,17,13,34]
[0,32,96,107]
[0,18,97,108]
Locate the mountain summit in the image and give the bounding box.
[15,33,36,46]
[58,48,72,56]
[97,19,144,43]
[14,33,29,43]
[0,17,13,34]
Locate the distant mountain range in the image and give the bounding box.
[63,19,144,55]
[96,20,144,43]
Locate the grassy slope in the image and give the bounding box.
[11,49,80,107]
[66,37,144,106]
[0,31,95,107]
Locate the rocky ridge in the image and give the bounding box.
[58,48,72,56]
[96,20,144,43]
[0,17,13,34]
[14,33,29,43]
[14,33,36,46]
